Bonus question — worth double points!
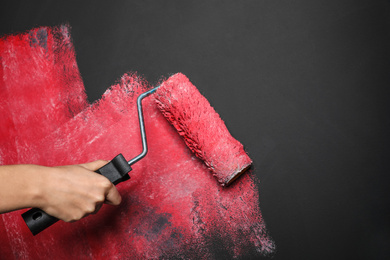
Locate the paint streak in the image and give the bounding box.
[0,26,275,259]
[0,25,87,165]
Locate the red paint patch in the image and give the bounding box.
[0,25,87,165]
[0,26,275,259]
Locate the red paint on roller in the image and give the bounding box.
[155,73,252,186]
[0,26,275,259]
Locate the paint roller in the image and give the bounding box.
[22,73,252,235]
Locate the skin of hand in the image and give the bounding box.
[0,160,122,222]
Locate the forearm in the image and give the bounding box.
[0,164,47,213]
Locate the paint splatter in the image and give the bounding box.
[0,26,275,259]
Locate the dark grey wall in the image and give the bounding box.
[1,1,390,259]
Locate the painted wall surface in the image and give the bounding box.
[0,26,273,259]
[1,1,390,259]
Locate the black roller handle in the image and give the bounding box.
[22,154,132,236]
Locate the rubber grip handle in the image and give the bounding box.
[22,154,131,235]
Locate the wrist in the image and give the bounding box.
[0,164,50,213]
[24,165,51,209]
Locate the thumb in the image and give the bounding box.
[105,186,122,206]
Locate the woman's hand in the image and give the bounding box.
[0,160,122,222]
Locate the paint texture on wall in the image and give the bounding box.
[0,25,275,259]
[0,25,88,165]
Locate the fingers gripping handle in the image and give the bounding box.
[22,154,131,236]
